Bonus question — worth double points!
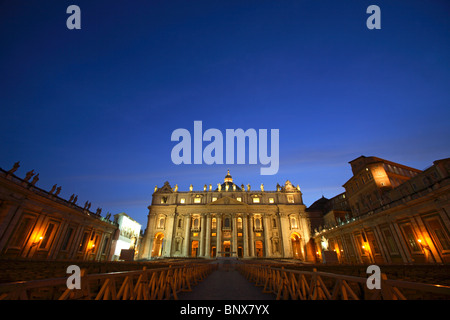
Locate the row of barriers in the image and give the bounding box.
[0,263,217,300]
[237,264,450,300]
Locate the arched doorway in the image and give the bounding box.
[151,232,164,257]
[291,233,303,259]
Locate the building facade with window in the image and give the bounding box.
[0,165,118,261]
[313,156,450,264]
[139,171,313,260]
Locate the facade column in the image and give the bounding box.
[279,213,292,258]
[262,215,271,258]
[205,215,211,258]
[164,212,175,257]
[390,223,412,263]
[183,214,191,257]
[243,214,249,258]
[216,214,222,257]
[248,214,254,257]
[199,214,206,257]
[232,215,238,257]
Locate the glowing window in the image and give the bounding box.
[194,197,201,203]
[253,197,260,203]
[180,198,185,204]
[236,197,242,202]
[269,198,274,203]
[212,197,217,202]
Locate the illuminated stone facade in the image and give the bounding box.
[313,156,450,264]
[0,165,118,261]
[140,171,313,260]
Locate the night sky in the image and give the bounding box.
[1,1,449,228]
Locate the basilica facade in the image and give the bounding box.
[139,171,313,260]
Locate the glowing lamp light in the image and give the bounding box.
[417,239,422,243]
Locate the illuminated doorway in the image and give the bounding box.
[211,246,216,257]
[255,241,264,257]
[223,241,231,257]
[237,246,243,258]
[291,233,303,259]
[191,240,199,257]
[151,233,164,257]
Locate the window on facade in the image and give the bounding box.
[269,198,274,203]
[224,217,231,228]
[180,198,185,204]
[192,217,200,229]
[158,217,165,229]
[254,217,262,229]
[9,216,35,248]
[212,197,217,202]
[61,227,74,251]
[287,195,294,203]
[78,232,89,252]
[178,219,182,228]
[236,197,242,202]
[424,217,450,251]
[237,218,242,229]
[212,218,216,229]
[401,224,421,252]
[160,197,168,204]
[290,217,298,229]
[39,222,56,249]
[194,197,201,203]
[101,237,109,254]
[272,218,277,228]
[253,197,260,203]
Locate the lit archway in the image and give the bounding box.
[151,232,164,257]
[255,241,264,257]
[291,233,303,259]
[191,240,199,257]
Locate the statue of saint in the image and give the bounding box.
[174,184,178,192]
[217,183,222,191]
[189,184,193,192]
[261,183,264,192]
[247,184,251,191]
[24,170,35,182]
[31,174,39,186]
[8,161,20,174]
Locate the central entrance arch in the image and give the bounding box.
[223,241,231,257]
[151,232,164,257]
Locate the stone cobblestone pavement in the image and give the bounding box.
[178,258,275,300]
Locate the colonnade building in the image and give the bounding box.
[139,171,313,260]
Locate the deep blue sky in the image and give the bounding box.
[1,1,449,228]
